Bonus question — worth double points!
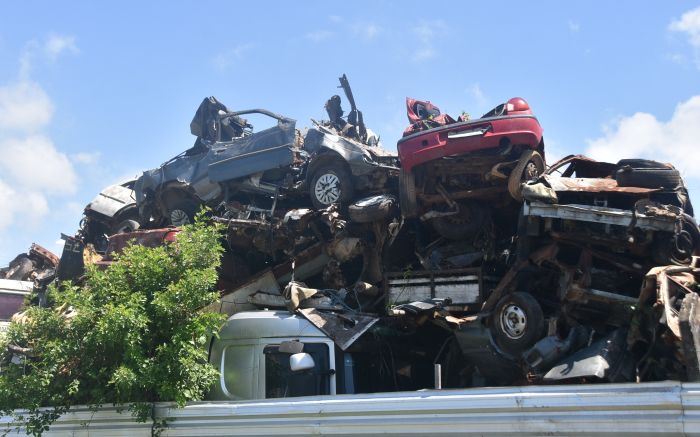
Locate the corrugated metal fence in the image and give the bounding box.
[5,381,700,436]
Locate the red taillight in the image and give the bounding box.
[506,97,530,113]
[164,231,178,243]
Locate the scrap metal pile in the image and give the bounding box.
[4,74,700,391]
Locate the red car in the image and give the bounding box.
[397,97,545,239]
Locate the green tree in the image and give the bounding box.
[0,214,226,436]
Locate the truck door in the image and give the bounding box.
[262,343,330,398]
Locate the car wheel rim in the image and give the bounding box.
[500,304,527,339]
[314,173,341,205]
[170,209,190,226]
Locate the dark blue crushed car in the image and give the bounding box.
[135,78,397,226]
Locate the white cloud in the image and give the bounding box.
[0,80,53,131]
[411,20,447,62]
[0,135,77,195]
[568,20,580,33]
[585,95,700,177]
[670,6,700,68]
[352,22,381,41]
[305,30,333,43]
[0,40,79,235]
[0,180,49,230]
[44,34,79,60]
[670,6,700,47]
[18,34,78,78]
[212,43,255,70]
[71,152,100,164]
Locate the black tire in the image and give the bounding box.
[652,217,700,266]
[166,198,200,226]
[348,195,397,223]
[431,201,489,240]
[111,207,141,234]
[616,158,668,169]
[7,255,34,280]
[508,150,545,201]
[490,292,544,356]
[399,169,418,218]
[615,167,682,190]
[309,163,354,209]
[113,219,140,234]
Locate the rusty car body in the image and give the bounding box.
[397,97,545,243]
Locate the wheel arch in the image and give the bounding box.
[307,151,352,184]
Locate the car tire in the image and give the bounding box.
[651,217,700,266]
[508,150,545,201]
[348,195,397,223]
[490,292,544,356]
[430,201,489,240]
[309,163,354,209]
[111,207,141,234]
[399,169,418,218]
[615,166,682,190]
[7,255,34,280]
[166,199,200,226]
[616,158,668,169]
[113,219,140,234]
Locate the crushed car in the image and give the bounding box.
[134,75,398,227]
[79,178,140,251]
[397,96,545,244]
[304,74,399,209]
[0,243,59,282]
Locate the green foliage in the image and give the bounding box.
[0,213,226,435]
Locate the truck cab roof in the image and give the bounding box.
[218,310,327,341]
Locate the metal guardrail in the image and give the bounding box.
[5,381,700,436]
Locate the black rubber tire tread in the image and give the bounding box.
[111,206,141,234]
[430,201,489,240]
[615,167,682,190]
[348,195,397,223]
[113,219,141,234]
[399,169,418,218]
[490,291,545,356]
[309,162,354,210]
[508,150,545,201]
[651,216,700,266]
[166,198,201,226]
[7,255,34,280]
[616,158,670,169]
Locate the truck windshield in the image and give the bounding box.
[264,343,330,398]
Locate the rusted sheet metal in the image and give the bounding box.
[104,228,180,258]
[644,264,700,338]
[523,201,676,232]
[417,185,506,203]
[297,308,378,350]
[545,154,618,178]
[29,243,59,268]
[204,270,280,317]
[272,243,329,285]
[544,175,658,194]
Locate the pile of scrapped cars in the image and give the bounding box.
[3,74,700,391]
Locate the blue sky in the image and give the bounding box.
[1,1,700,264]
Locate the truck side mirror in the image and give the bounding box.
[289,352,315,372]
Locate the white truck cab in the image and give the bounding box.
[207,310,356,400]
